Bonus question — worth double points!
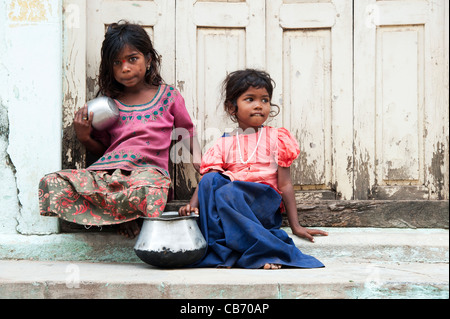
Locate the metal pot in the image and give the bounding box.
[87,96,119,130]
[134,212,207,268]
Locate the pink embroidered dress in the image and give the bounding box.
[89,84,195,175]
[200,126,300,193]
[39,84,196,226]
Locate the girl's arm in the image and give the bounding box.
[74,105,107,156]
[278,166,328,242]
[178,170,220,216]
[179,186,199,216]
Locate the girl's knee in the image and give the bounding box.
[198,172,228,193]
[199,171,220,184]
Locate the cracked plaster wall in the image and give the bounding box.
[0,0,62,234]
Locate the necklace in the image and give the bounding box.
[236,127,264,164]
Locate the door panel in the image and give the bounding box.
[377,26,424,183]
[282,29,331,186]
[174,0,265,198]
[354,0,447,200]
[176,0,265,138]
[197,28,246,147]
[267,0,353,199]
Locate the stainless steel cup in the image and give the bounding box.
[86,96,119,130]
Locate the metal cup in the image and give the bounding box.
[86,96,119,130]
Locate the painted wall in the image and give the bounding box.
[0,0,61,234]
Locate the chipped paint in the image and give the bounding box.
[177,80,185,92]
[8,0,53,24]
[354,150,372,200]
[86,77,97,98]
[385,163,411,181]
[429,142,445,199]
[293,152,324,186]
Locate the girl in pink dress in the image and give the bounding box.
[179,69,328,269]
[39,21,201,238]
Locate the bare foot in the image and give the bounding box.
[118,220,141,239]
[217,265,231,269]
[263,263,282,270]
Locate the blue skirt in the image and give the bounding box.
[192,172,324,269]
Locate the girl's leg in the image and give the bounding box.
[117,219,141,239]
[39,168,170,231]
[195,173,324,269]
[214,180,324,269]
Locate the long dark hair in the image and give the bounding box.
[97,21,163,98]
[222,69,280,122]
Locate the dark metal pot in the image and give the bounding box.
[87,96,119,130]
[134,212,207,268]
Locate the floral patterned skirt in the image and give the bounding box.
[39,167,171,226]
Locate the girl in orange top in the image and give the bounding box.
[180,69,328,269]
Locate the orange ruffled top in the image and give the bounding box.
[200,126,300,192]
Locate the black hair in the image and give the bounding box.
[222,69,280,122]
[97,20,163,98]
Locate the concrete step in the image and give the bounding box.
[0,228,448,299]
[1,228,448,264]
[0,259,448,299]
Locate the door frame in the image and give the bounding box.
[266,0,354,200]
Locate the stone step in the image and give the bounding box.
[1,228,448,299]
[1,228,448,264]
[0,259,448,299]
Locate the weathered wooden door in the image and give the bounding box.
[63,0,448,205]
[354,0,448,200]
[266,0,354,200]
